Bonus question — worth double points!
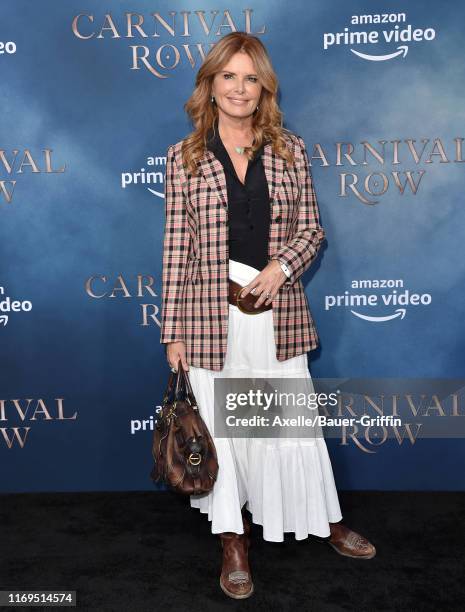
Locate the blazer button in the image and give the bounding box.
[274,215,282,223]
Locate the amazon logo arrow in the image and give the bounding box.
[350,45,408,62]
[148,187,165,198]
[350,308,406,322]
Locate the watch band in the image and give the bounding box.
[279,261,291,278]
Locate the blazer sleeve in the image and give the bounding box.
[271,135,325,286]
[159,144,191,344]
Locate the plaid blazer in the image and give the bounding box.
[159,130,326,371]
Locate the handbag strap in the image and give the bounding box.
[162,370,177,405]
[182,364,197,407]
[175,359,197,407]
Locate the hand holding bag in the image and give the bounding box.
[150,359,219,495]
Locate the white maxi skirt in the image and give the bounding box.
[188,259,342,542]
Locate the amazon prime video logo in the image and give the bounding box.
[0,285,32,326]
[323,12,436,62]
[121,154,166,199]
[325,278,431,322]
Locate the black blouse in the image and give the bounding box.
[206,122,271,272]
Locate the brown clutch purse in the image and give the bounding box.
[228,279,272,314]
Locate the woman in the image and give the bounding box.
[160,32,375,600]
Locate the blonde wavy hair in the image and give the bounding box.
[182,31,296,176]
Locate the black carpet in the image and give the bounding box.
[1,491,464,611]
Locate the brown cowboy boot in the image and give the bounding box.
[328,521,376,559]
[219,515,254,599]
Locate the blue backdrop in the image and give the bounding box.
[1,0,464,492]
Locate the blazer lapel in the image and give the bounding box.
[197,150,228,208]
[197,140,285,210]
[262,141,285,204]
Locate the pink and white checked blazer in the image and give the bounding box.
[159,130,326,371]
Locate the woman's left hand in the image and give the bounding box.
[240,260,288,307]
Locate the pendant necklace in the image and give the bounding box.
[235,146,246,155]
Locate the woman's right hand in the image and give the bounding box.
[166,341,189,372]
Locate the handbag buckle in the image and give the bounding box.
[188,452,202,466]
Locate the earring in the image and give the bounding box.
[255,104,260,112]
[211,95,215,103]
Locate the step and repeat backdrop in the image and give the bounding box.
[1,1,464,493]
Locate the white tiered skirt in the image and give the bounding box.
[188,259,342,542]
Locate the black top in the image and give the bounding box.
[206,121,271,271]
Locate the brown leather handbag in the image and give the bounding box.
[150,359,219,495]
